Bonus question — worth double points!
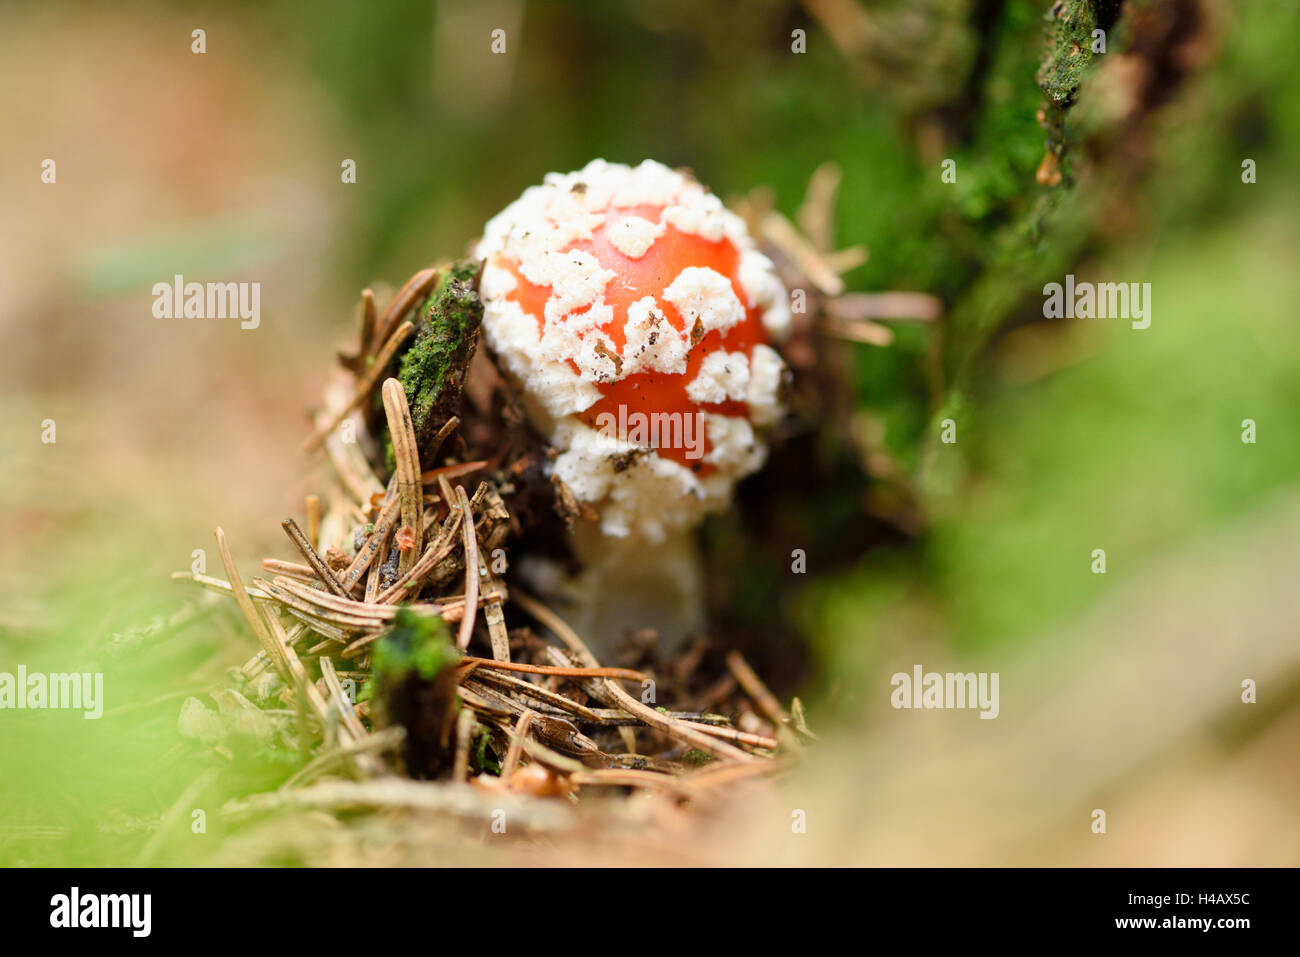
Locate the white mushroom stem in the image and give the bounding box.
[523,523,705,656]
[575,523,705,654]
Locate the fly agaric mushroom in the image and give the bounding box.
[476,159,790,645]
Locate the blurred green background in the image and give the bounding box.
[1,0,1297,865]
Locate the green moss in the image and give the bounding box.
[1036,0,1100,106]
[396,259,484,461]
[1034,0,1109,186]
[471,726,501,775]
[370,608,457,682]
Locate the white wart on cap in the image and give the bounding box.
[477,159,789,543]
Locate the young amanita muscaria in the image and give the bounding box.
[476,159,790,647]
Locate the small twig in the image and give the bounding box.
[797,160,842,253]
[515,591,754,763]
[259,603,330,722]
[172,571,271,603]
[214,528,289,683]
[261,558,317,583]
[600,678,755,763]
[500,712,532,781]
[371,267,438,355]
[364,533,386,604]
[420,458,487,486]
[829,291,942,322]
[824,246,869,274]
[282,517,349,598]
[342,486,400,592]
[437,585,507,622]
[256,578,393,633]
[790,697,819,741]
[726,650,801,752]
[424,415,460,465]
[469,669,605,722]
[460,656,647,682]
[822,314,894,347]
[510,590,600,669]
[382,378,424,578]
[452,708,476,783]
[223,779,575,831]
[453,484,479,652]
[685,755,795,793]
[280,727,404,790]
[677,720,777,751]
[337,605,446,658]
[358,288,377,355]
[375,507,463,604]
[239,622,309,680]
[459,685,599,757]
[271,576,399,623]
[481,577,511,663]
[487,724,590,776]
[760,209,856,295]
[569,768,692,798]
[263,601,363,643]
[318,657,368,743]
[577,708,733,727]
